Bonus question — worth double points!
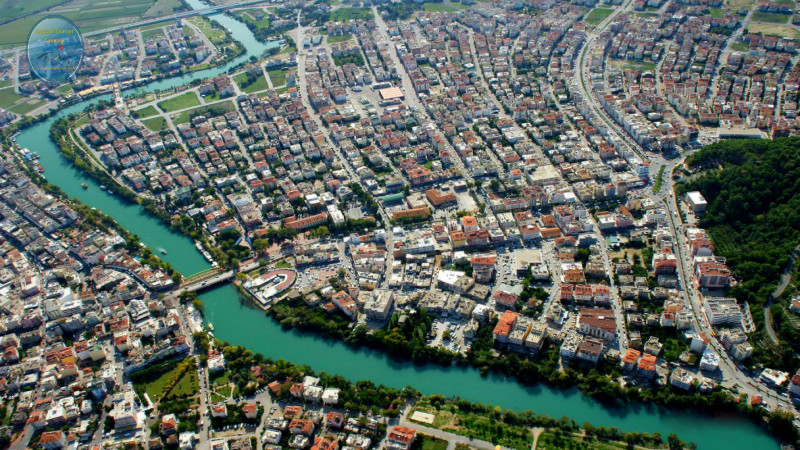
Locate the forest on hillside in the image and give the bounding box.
[677,137,800,369]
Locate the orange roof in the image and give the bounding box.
[638,354,657,371]
[493,310,518,337]
[622,349,641,364]
[470,255,496,266]
[460,216,478,228]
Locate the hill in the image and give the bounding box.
[676,137,800,369]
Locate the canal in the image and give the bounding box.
[13,2,781,448]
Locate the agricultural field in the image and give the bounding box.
[0,0,158,49]
[329,7,373,22]
[143,0,185,18]
[157,91,201,112]
[0,0,63,23]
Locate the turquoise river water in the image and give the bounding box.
[12,2,781,448]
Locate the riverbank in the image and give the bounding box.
[200,283,781,449]
[264,296,795,446]
[204,334,693,450]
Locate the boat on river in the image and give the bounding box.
[81,183,88,189]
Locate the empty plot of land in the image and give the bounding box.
[171,100,234,124]
[157,91,201,112]
[329,7,373,22]
[584,7,614,25]
[422,2,467,13]
[234,72,269,93]
[142,116,168,132]
[267,69,288,87]
[747,23,800,39]
[751,11,790,23]
[327,34,353,44]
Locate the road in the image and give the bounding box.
[764,245,800,345]
[660,158,795,413]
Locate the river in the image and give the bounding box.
[12,2,781,448]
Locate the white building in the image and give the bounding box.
[685,191,708,213]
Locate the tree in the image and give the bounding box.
[490,179,501,191]
[252,238,269,252]
[192,299,204,312]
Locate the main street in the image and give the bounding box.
[570,1,798,413]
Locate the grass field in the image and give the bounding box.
[329,7,373,22]
[751,11,790,23]
[134,364,182,402]
[142,116,167,132]
[415,435,449,450]
[234,72,269,93]
[0,88,25,109]
[0,79,11,89]
[187,16,227,44]
[422,2,467,12]
[608,59,656,72]
[537,430,638,450]
[746,23,800,39]
[708,8,725,18]
[171,100,234,124]
[165,369,198,398]
[133,105,159,118]
[730,41,750,52]
[0,0,62,23]
[267,69,287,87]
[726,0,755,10]
[327,34,353,44]
[9,98,46,114]
[409,398,533,449]
[142,27,165,41]
[236,8,270,30]
[157,91,201,112]
[585,7,614,25]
